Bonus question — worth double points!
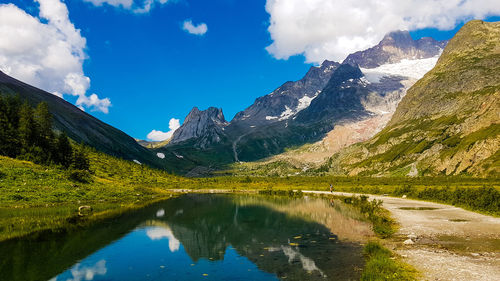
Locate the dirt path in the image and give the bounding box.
[303,191,500,281]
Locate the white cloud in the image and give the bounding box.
[83,0,170,13]
[0,1,111,113]
[182,20,208,36]
[265,0,500,63]
[147,118,181,141]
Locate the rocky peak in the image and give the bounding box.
[228,60,340,129]
[169,107,228,148]
[303,60,340,80]
[184,106,227,126]
[380,30,414,48]
[343,30,447,68]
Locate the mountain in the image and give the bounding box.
[225,31,446,162]
[230,60,340,129]
[169,107,229,149]
[0,71,160,167]
[156,30,447,175]
[326,20,500,177]
[344,30,447,68]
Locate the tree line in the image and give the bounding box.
[0,94,89,170]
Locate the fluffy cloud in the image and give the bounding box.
[182,20,208,36]
[83,0,169,13]
[265,0,500,63]
[147,118,181,141]
[0,0,111,113]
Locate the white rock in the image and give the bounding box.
[403,239,415,245]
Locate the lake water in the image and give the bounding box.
[0,194,374,281]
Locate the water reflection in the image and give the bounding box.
[145,225,180,252]
[0,194,372,281]
[50,260,107,281]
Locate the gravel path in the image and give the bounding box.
[303,191,500,281]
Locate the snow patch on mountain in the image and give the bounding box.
[361,56,439,83]
[279,106,294,121]
[296,93,317,112]
[266,91,321,121]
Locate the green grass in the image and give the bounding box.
[0,150,190,241]
[1,151,499,244]
[361,241,417,281]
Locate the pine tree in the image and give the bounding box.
[55,132,73,168]
[0,95,20,157]
[34,102,55,163]
[18,101,37,160]
[34,102,53,140]
[72,144,90,171]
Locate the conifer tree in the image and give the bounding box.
[72,144,90,171]
[34,102,55,162]
[18,101,37,159]
[0,95,20,157]
[56,133,73,168]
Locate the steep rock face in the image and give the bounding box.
[169,107,228,149]
[230,60,340,129]
[344,31,447,68]
[329,20,500,177]
[295,64,368,123]
[0,71,159,167]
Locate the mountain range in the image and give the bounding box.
[1,20,497,178]
[153,30,448,175]
[234,20,499,177]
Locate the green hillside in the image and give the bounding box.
[0,71,162,168]
[324,20,500,177]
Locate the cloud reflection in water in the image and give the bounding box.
[145,226,180,252]
[50,260,107,281]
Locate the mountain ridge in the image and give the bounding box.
[154,29,448,175]
[0,70,161,167]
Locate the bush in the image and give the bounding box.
[342,195,396,238]
[67,169,92,183]
[412,186,500,215]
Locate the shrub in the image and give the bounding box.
[67,169,92,183]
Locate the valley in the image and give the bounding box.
[0,12,499,281]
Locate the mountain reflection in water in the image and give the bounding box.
[1,194,373,281]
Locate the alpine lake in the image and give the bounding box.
[0,193,375,281]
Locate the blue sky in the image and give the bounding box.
[1,0,499,140]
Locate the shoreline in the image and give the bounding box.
[2,189,499,280]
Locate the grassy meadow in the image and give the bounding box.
[2,152,497,281]
[1,150,499,242]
